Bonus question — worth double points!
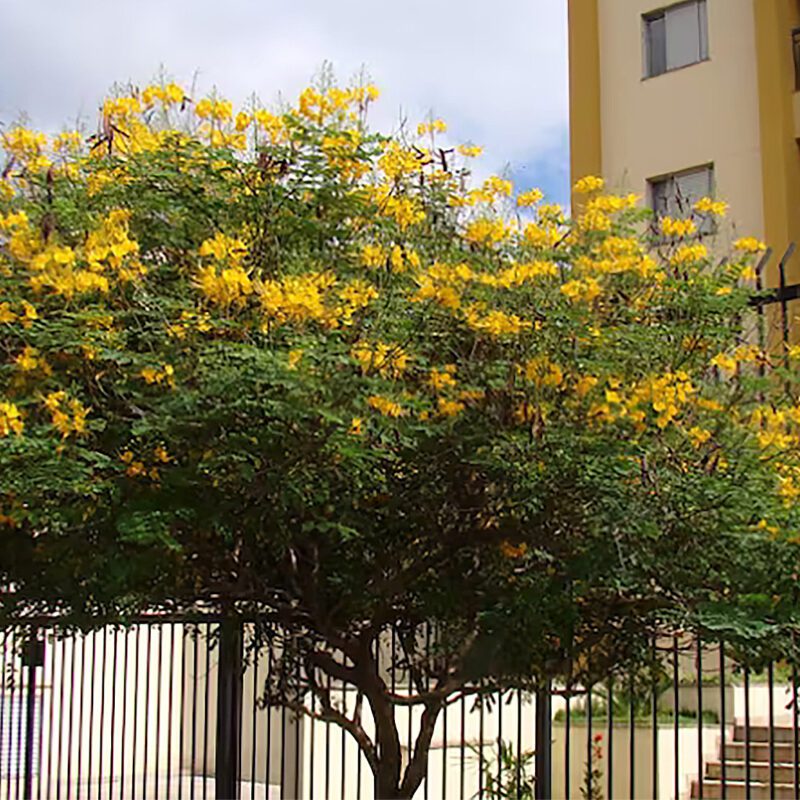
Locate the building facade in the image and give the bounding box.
[568,0,800,287]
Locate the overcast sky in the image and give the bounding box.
[0,0,569,204]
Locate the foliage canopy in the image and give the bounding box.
[1,76,799,797]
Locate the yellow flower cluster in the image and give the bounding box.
[254,109,288,144]
[520,356,564,388]
[479,260,558,289]
[517,188,544,207]
[361,243,421,272]
[43,391,88,437]
[560,277,602,304]
[14,346,49,374]
[196,233,252,307]
[142,83,185,107]
[693,197,728,216]
[417,120,447,136]
[166,310,212,339]
[464,217,510,247]
[659,216,697,238]
[297,85,378,124]
[322,130,368,180]
[436,397,465,417]
[367,395,404,417]
[589,372,695,431]
[428,365,458,392]
[140,364,175,387]
[0,402,24,437]
[257,274,378,330]
[0,300,38,328]
[378,141,425,181]
[523,222,562,249]
[119,448,165,481]
[670,243,708,266]
[195,98,233,121]
[457,144,483,158]
[463,306,532,337]
[351,341,410,378]
[586,194,638,214]
[2,127,51,172]
[573,176,604,194]
[734,237,767,254]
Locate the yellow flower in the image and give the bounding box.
[0,303,16,324]
[734,237,767,254]
[367,395,404,418]
[670,244,707,266]
[573,176,604,194]
[153,445,171,463]
[710,353,737,372]
[464,217,509,247]
[693,197,728,216]
[428,365,458,392]
[499,540,528,559]
[361,243,385,269]
[15,346,41,372]
[521,356,563,389]
[517,188,543,207]
[575,375,598,398]
[457,144,483,158]
[688,426,712,447]
[436,397,465,417]
[0,402,24,437]
[560,278,602,304]
[349,417,363,436]
[288,349,303,370]
[659,216,697,238]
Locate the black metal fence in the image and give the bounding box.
[1,616,799,800]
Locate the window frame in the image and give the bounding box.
[642,0,709,80]
[648,164,716,235]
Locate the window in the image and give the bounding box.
[644,0,709,78]
[649,165,714,231]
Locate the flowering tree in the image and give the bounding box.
[1,78,799,798]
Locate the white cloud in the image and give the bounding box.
[0,0,568,194]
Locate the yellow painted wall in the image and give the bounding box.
[754,0,800,284]
[568,0,602,210]
[594,0,765,250]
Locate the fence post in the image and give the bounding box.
[22,628,44,800]
[215,617,244,800]
[535,682,552,800]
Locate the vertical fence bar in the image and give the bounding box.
[86,633,96,800]
[564,687,570,799]
[628,671,635,799]
[107,630,117,800]
[22,627,41,800]
[651,639,658,800]
[744,666,751,796]
[672,637,679,800]
[534,683,552,800]
[793,664,799,799]
[768,661,775,798]
[45,631,56,800]
[215,616,244,800]
[250,635,257,800]
[587,685,593,800]
[719,642,726,799]
[606,675,613,800]
[696,637,703,800]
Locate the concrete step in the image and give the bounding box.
[724,741,797,763]
[692,779,797,799]
[707,759,798,782]
[733,723,796,743]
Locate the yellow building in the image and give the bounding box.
[568,0,800,287]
